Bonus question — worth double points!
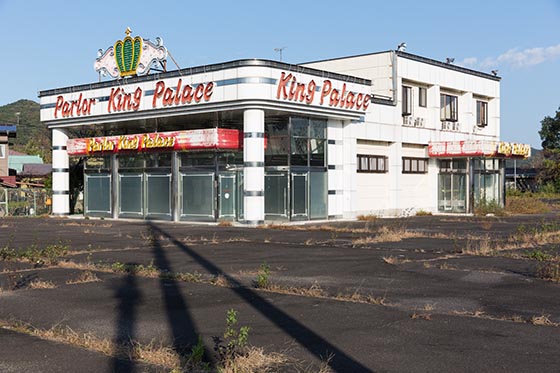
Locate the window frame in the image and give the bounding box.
[440,94,458,122]
[357,154,389,174]
[402,157,429,174]
[476,100,488,127]
[0,144,5,159]
[419,87,427,108]
[402,86,413,116]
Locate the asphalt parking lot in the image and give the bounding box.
[1,213,559,372]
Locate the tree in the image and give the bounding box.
[538,107,560,191]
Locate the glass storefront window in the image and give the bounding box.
[85,156,110,170]
[85,174,111,214]
[146,153,172,168]
[146,174,171,216]
[180,152,215,168]
[119,174,143,215]
[119,155,145,169]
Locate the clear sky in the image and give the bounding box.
[0,0,558,148]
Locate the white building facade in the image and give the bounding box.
[39,33,529,222]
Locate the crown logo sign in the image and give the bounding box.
[114,28,142,77]
[95,28,168,79]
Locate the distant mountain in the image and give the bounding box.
[0,99,51,163]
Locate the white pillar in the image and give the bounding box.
[243,109,265,224]
[52,128,70,215]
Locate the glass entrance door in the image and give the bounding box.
[219,174,236,219]
[181,173,215,221]
[438,173,466,213]
[146,173,171,219]
[119,174,143,217]
[291,173,308,219]
[265,173,288,219]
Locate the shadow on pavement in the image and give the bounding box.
[112,270,141,372]
[148,222,371,373]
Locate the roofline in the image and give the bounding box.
[38,59,372,97]
[396,51,501,81]
[301,50,501,81]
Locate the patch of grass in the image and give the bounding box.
[506,194,551,215]
[415,210,432,216]
[218,220,233,227]
[0,243,68,266]
[530,314,556,326]
[410,313,432,320]
[254,262,271,289]
[474,198,505,216]
[357,214,378,221]
[537,260,560,282]
[66,271,101,285]
[382,256,410,265]
[28,279,57,289]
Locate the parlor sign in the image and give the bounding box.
[67,128,241,155]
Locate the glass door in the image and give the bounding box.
[181,173,215,221]
[219,174,236,219]
[265,173,288,219]
[438,173,466,213]
[146,173,171,219]
[291,173,308,219]
[119,174,143,217]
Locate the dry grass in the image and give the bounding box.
[220,346,289,373]
[530,314,557,326]
[382,256,410,265]
[217,220,233,227]
[356,214,378,221]
[28,279,57,289]
[352,226,422,246]
[66,271,101,285]
[537,260,560,282]
[506,196,551,215]
[410,313,432,320]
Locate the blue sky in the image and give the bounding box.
[0,0,558,148]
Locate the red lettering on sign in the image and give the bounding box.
[54,94,96,118]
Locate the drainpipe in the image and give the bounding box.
[390,51,398,106]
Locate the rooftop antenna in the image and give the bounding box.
[446,57,455,64]
[274,47,286,62]
[491,69,499,76]
[396,42,407,52]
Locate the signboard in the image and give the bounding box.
[67,128,240,156]
[429,140,531,158]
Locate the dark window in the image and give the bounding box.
[476,101,488,127]
[419,87,427,107]
[357,155,388,173]
[402,157,428,174]
[402,86,412,116]
[440,94,458,121]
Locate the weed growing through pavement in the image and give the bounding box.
[213,309,251,363]
[66,271,101,285]
[254,262,271,289]
[28,279,57,289]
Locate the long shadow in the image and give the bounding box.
[148,223,372,373]
[147,225,213,367]
[112,270,141,372]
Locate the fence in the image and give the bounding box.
[0,188,52,217]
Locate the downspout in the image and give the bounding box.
[390,51,398,106]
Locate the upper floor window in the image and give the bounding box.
[357,154,388,173]
[402,86,413,116]
[0,144,5,159]
[476,101,488,127]
[440,94,458,121]
[419,87,427,107]
[402,157,428,174]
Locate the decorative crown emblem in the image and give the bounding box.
[94,28,168,79]
[114,28,142,77]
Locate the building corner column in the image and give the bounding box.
[243,109,265,225]
[51,128,70,215]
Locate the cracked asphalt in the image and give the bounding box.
[1,213,559,372]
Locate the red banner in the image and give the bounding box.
[67,128,241,156]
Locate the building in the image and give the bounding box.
[39,31,530,222]
[0,125,17,187]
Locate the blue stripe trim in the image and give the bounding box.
[244,132,265,138]
[52,168,69,173]
[53,190,70,195]
[216,77,276,87]
[244,161,265,168]
[243,190,264,197]
[52,146,67,151]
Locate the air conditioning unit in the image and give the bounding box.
[414,117,425,127]
[441,121,460,131]
[402,116,414,126]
